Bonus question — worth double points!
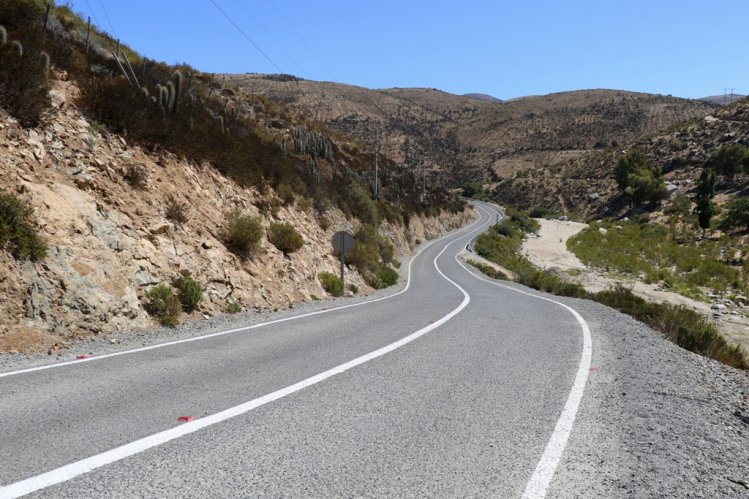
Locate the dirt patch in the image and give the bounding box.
[521,218,749,352]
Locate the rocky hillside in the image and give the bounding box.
[0,77,470,354]
[227,75,713,188]
[0,2,470,354]
[493,97,749,215]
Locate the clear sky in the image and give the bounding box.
[65,0,747,99]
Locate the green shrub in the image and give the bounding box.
[220,210,263,259]
[719,196,749,231]
[614,150,667,206]
[705,144,749,178]
[594,285,747,369]
[376,266,398,287]
[225,300,242,314]
[0,191,47,261]
[348,283,358,294]
[467,259,508,280]
[318,271,343,297]
[146,283,181,326]
[318,216,331,231]
[267,222,304,254]
[164,194,190,226]
[123,164,148,189]
[175,275,203,312]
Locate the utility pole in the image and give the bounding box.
[85,17,91,58]
[373,130,379,200]
[730,87,735,103]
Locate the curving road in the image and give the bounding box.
[0,202,591,498]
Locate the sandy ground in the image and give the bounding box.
[520,219,749,352]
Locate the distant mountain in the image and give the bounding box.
[462,93,502,103]
[700,94,746,106]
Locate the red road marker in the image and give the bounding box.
[76,355,90,360]
[177,416,193,422]
[589,367,601,372]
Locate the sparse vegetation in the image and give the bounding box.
[475,210,747,369]
[0,191,47,261]
[568,220,748,298]
[146,283,181,326]
[718,196,749,231]
[123,164,148,189]
[175,275,203,312]
[318,271,343,297]
[220,210,263,260]
[225,300,242,314]
[348,283,358,294]
[164,194,190,227]
[267,222,304,255]
[466,259,508,280]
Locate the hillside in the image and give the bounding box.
[493,97,749,215]
[229,75,713,189]
[0,2,469,353]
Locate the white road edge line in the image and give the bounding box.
[0,208,489,498]
[457,202,592,499]
[0,210,487,380]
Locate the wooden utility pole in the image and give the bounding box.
[85,17,91,57]
[373,130,379,200]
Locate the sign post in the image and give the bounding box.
[331,231,354,287]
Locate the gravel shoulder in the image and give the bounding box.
[547,296,749,497]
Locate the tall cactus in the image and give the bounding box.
[166,82,175,112]
[39,51,50,74]
[172,70,182,114]
[0,26,7,45]
[141,87,150,99]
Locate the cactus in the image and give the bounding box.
[166,82,175,111]
[218,115,225,134]
[39,51,50,74]
[11,40,22,57]
[172,70,182,113]
[158,85,168,109]
[0,26,7,45]
[281,138,286,160]
[141,87,149,99]
[150,96,157,104]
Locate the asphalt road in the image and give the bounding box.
[0,202,591,498]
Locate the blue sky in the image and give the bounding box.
[66,1,747,99]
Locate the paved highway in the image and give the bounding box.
[0,202,591,498]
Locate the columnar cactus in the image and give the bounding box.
[172,70,182,114]
[166,82,175,112]
[141,87,150,99]
[39,51,50,74]
[0,26,7,45]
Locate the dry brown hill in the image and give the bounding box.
[226,75,713,191]
[494,98,749,216]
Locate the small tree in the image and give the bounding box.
[705,144,749,179]
[614,151,667,207]
[694,168,716,236]
[175,275,203,312]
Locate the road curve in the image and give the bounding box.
[0,202,591,498]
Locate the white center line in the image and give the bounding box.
[0,207,492,498]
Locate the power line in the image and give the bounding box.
[96,0,118,39]
[209,0,283,73]
[82,0,102,29]
[267,0,335,81]
[231,0,307,75]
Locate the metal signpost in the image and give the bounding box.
[331,231,354,286]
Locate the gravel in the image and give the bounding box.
[547,296,749,498]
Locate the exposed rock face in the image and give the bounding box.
[0,79,472,353]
